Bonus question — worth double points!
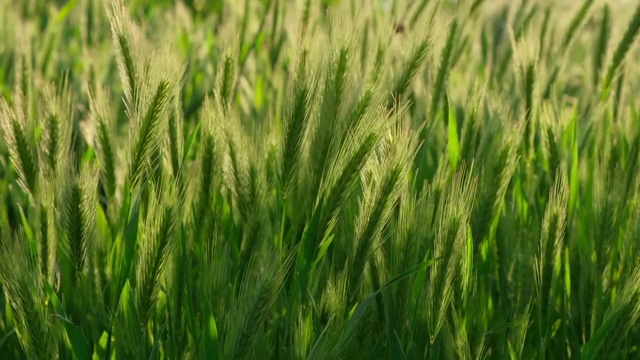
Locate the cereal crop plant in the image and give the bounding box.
[1,0,640,359]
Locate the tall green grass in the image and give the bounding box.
[1,0,640,358]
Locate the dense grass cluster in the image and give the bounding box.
[1,0,640,358]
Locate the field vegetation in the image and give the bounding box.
[1,0,640,358]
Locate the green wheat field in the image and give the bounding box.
[1,0,640,358]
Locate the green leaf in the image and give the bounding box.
[96,203,113,242]
[45,282,91,360]
[446,91,460,170]
[564,247,571,299]
[182,122,201,167]
[507,341,517,360]
[114,195,140,309]
[93,331,110,360]
[312,234,334,268]
[388,330,407,360]
[17,205,36,254]
[4,296,14,328]
[0,329,16,350]
[55,0,79,24]
[306,316,333,360]
[464,225,473,296]
[148,321,167,360]
[204,311,219,360]
[568,106,579,217]
[410,250,432,306]
[581,309,624,360]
